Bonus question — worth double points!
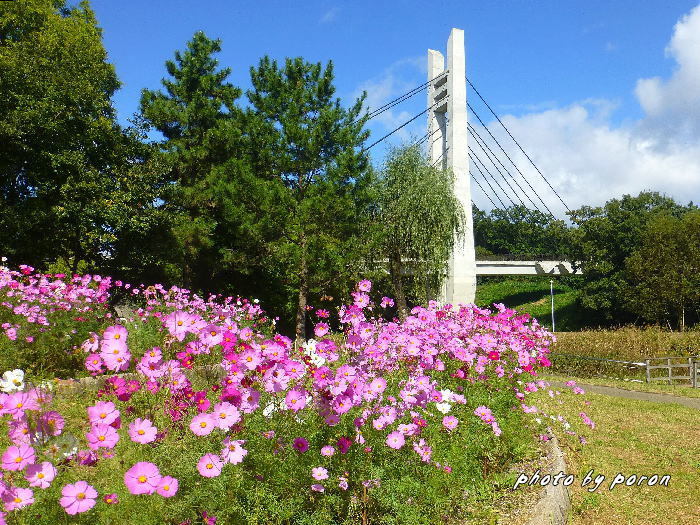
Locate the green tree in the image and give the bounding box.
[473,204,571,257]
[365,145,465,318]
[139,31,251,290]
[625,210,700,330]
[0,0,154,272]
[568,191,693,324]
[246,56,371,339]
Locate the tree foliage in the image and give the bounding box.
[245,56,371,338]
[625,210,700,330]
[365,145,465,317]
[0,0,157,272]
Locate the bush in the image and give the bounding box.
[0,272,590,524]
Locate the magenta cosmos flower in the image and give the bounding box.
[86,424,119,450]
[285,389,307,412]
[1,444,35,471]
[60,481,97,515]
[124,462,161,495]
[189,412,216,436]
[25,461,57,489]
[386,431,405,449]
[87,401,120,426]
[129,418,157,444]
[292,437,309,453]
[156,476,178,498]
[197,453,223,478]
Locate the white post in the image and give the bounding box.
[550,279,555,332]
[429,28,476,305]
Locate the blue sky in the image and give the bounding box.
[90,0,700,216]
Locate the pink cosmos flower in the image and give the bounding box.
[197,453,223,478]
[2,486,34,511]
[87,401,119,426]
[59,481,97,515]
[1,444,35,471]
[103,493,119,504]
[312,467,328,481]
[38,411,65,437]
[311,484,325,492]
[212,402,240,430]
[85,354,103,373]
[124,462,161,495]
[313,322,329,337]
[102,351,131,372]
[293,438,309,453]
[189,413,216,436]
[129,418,157,444]
[386,431,405,449]
[357,279,372,292]
[156,476,178,498]
[285,389,307,412]
[86,424,119,450]
[380,297,394,308]
[102,324,128,347]
[221,438,247,464]
[320,445,335,457]
[25,461,57,489]
[442,415,459,431]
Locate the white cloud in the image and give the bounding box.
[320,7,339,24]
[470,3,700,215]
[353,56,428,151]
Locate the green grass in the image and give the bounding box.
[539,373,700,399]
[533,386,700,525]
[475,277,584,331]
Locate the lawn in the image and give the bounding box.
[532,383,700,525]
[475,277,584,332]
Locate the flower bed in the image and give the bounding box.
[0,269,592,524]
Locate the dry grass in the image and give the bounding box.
[553,327,700,360]
[532,388,700,525]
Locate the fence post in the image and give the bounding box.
[668,358,672,384]
[645,359,651,383]
[693,358,698,389]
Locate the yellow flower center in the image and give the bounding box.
[114,334,120,339]
[200,422,207,428]
[206,463,213,469]
[177,321,183,326]
[98,435,105,441]
[14,456,22,463]
[210,331,216,336]
[38,473,45,479]
[16,403,23,409]
[163,484,170,491]
[12,379,21,386]
[100,413,106,418]
[219,413,226,419]
[138,429,145,435]
[76,493,85,500]
[138,476,147,483]
[13,497,21,504]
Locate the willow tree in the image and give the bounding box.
[368,145,465,317]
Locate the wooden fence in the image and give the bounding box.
[549,352,700,388]
[645,356,700,387]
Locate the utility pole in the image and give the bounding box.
[427,28,476,306]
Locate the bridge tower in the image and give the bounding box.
[427,28,477,305]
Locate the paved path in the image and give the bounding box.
[549,381,700,410]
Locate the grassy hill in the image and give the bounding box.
[475,276,585,331]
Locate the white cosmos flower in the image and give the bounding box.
[435,402,452,414]
[0,369,24,392]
